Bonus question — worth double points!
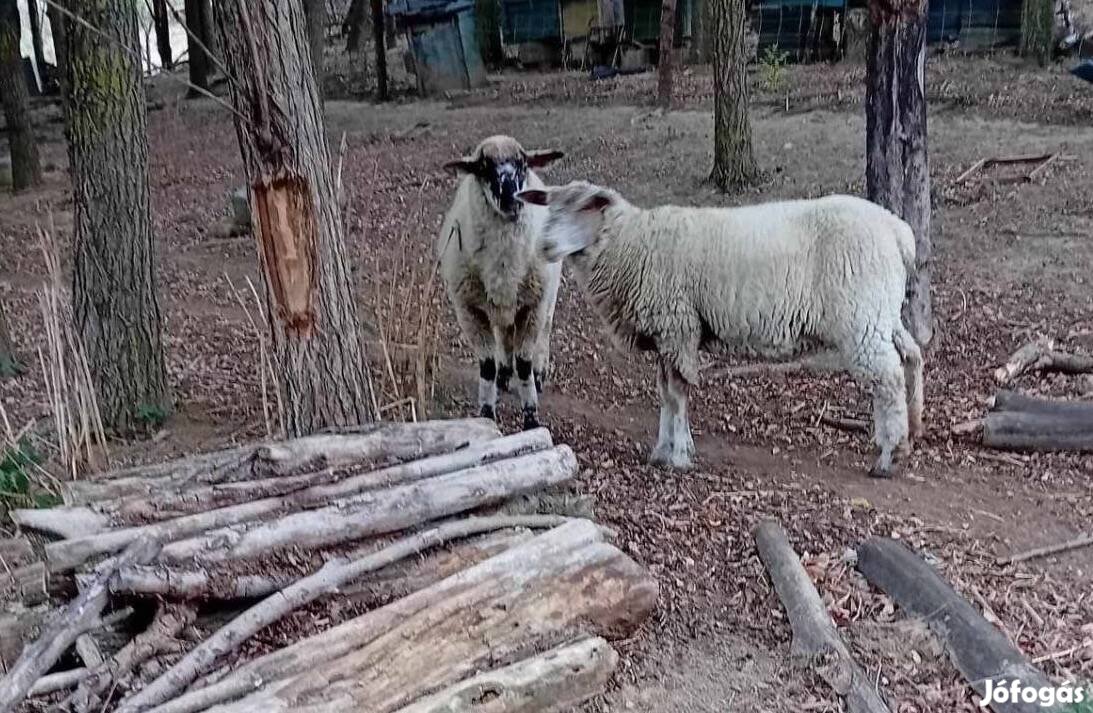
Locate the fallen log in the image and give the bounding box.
[754,522,890,713]
[155,445,577,565]
[994,337,1093,385]
[42,430,554,572]
[27,667,88,697]
[992,390,1093,418]
[0,561,48,606]
[0,537,35,567]
[122,515,574,711]
[65,603,196,713]
[857,537,1053,713]
[394,637,618,713]
[0,537,160,713]
[60,418,500,506]
[143,519,658,713]
[982,410,1093,452]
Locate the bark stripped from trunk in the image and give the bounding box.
[709,0,758,191]
[866,0,932,346]
[0,0,43,191]
[152,0,173,69]
[657,0,677,108]
[184,0,211,96]
[64,0,170,433]
[214,0,376,436]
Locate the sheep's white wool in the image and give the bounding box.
[437,137,563,427]
[529,181,923,476]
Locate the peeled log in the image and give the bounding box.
[983,411,1093,452]
[42,430,552,572]
[145,519,658,713]
[992,390,1093,418]
[63,418,500,505]
[155,445,577,565]
[394,637,618,713]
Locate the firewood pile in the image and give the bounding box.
[0,419,658,713]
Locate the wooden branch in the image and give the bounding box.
[42,429,554,572]
[65,603,196,713]
[121,515,575,712]
[0,537,160,713]
[0,561,47,606]
[27,667,88,697]
[754,522,890,713]
[143,519,658,713]
[996,533,1093,566]
[394,637,618,713]
[994,338,1093,385]
[62,419,500,504]
[857,537,1054,713]
[992,390,1093,418]
[819,415,870,433]
[983,410,1093,452]
[155,445,577,565]
[74,633,104,668]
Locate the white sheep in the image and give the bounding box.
[437,136,564,429]
[518,181,924,477]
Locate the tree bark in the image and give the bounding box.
[25,0,47,89]
[866,0,931,346]
[657,0,677,108]
[343,0,368,52]
[371,0,388,100]
[0,0,43,191]
[184,0,211,96]
[214,0,377,436]
[304,0,326,89]
[983,410,1093,452]
[709,0,758,191]
[0,296,21,376]
[152,0,173,69]
[63,0,171,434]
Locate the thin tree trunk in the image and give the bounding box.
[152,0,173,69]
[214,0,376,436]
[343,0,367,52]
[709,0,758,191]
[25,0,47,89]
[45,2,65,91]
[184,0,210,96]
[371,0,388,100]
[0,0,43,191]
[304,0,326,89]
[0,296,20,377]
[64,0,171,433]
[866,0,931,346]
[689,0,708,63]
[657,0,677,108]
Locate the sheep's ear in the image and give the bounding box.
[517,189,550,206]
[578,193,613,213]
[443,157,479,175]
[525,149,564,168]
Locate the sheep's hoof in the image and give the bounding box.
[497,365,513,393]
[868,453,894,478]
[534,371,545,394]
[895,438,913,459]
[649,446,693,471]
[522,408,540,431]
[479,404,496,421]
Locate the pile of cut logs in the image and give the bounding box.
[0,419,658,712]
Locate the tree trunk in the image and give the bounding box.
[0,0,43,191]
[184,0,210,96]
[25,0,47,89]
[657,0,677,108]
[343,0,368,52]
[1020,0,1053,64]
[0,296,21,376]
[152,0,173,69]
[371,0,388,100]
[64,0,171,433]
[866,0,932,346]
[709,0,758,191]
[689,0,708,63]
[304,0,326,89]
[45,2,65,92]
[213,0,377,436]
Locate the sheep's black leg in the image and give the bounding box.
[478,357,498,420]
[516,356,539,430]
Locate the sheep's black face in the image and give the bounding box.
[477,157,528,221]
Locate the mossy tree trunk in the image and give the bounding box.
[657,0,677,108]
[0,297,20,377]
[152,0,173,69]
[866,0,932,346]
[709,0,758,191]
[184,0,211,96]
[1019,0,1054,65]
[0,0,43,191]
[64,0,171,432]
[214,0,377,436]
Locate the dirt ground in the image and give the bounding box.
[2,55,1093,711]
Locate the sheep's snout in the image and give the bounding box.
[489,161,527,219]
